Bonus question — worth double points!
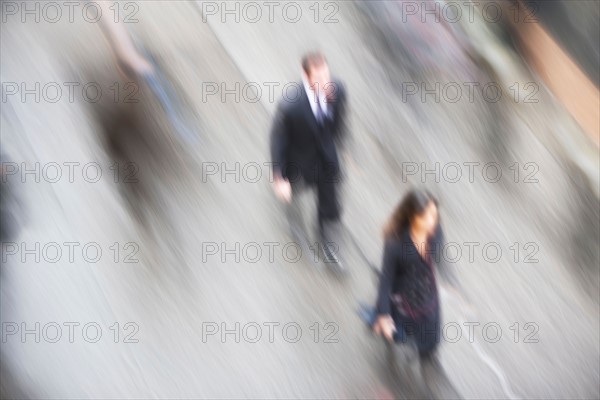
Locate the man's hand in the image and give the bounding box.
[373,314,396,343]
[273,175,292,203]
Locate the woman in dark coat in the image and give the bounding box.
[372,190,447,357]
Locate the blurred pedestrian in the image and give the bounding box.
[372,190,447,356]
[270,51,348,267]
[93,1,197,143]
[358,189,461,396]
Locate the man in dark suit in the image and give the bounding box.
[270,52,348,267]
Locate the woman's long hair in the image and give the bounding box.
[383,190,438,239]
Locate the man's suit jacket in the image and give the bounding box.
[270,79,347,185]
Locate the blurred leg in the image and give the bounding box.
[285,180,310,247]
[317,179,344,267]
[416,309,461,399]
[419,350,462,399]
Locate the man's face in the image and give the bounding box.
[306,62,331,97]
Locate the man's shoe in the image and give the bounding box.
[322,242,344,270]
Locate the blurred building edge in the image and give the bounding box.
[463,0,599,196]
[502,0,599,146]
